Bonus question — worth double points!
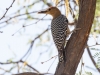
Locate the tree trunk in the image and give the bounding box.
[55,0,96,75]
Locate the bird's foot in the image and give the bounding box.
[72,28,81,33]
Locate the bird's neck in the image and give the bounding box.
[52,11,61,19]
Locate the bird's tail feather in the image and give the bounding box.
[63,48,66,64]
[59,48,66,64]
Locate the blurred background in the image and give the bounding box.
[0,0,100,75]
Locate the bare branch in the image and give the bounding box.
[12,15,47,36]
[20,27,50,60]
[0,11,38,24]
[0,0,15,20]
[0,60,39,73]
[86,44,100,48]
[87,44,100,73]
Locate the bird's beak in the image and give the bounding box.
[38,10,48,14]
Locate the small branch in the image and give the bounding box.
[20,27,50,60]
[19,18,51,21]
[41,55,58,64]
[86,44,100,48]
[12,15,47,36]
[0,11,38,24]
[24,15,47,27]
[47,56,57,73]
[0,60,39,73]
[0,67,12,74]
[0,0,15,20]
[42,0,52,7]
[87,44,100,73]
[12,0,42,14]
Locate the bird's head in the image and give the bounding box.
[38,7,61,19]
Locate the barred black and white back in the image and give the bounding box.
[51,15,68,62]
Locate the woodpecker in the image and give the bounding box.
[38,7,70,63]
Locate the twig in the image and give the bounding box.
[20,60,40,73]
[0,67,12,74]
[87,44,100,72]
[35,43,53,64]
[19,17,51,21]
[42,0,52,7]
[0,0,15,20]
[47,55,57,73]
[24,15,47,27]
[85,44,100,48]
[0,60,39,73]
[12,15,47,36]
[57,0,64,6]
[11,0,42,15]
[41,55,58,64]
[20,27,50,60]
[0,11,38,24]
[41,55,58,73]
[12,28,23,36]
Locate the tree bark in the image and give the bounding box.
[55,0,96,75]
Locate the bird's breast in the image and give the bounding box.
[51,15,68,39]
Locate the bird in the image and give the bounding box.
[38,7,70,63]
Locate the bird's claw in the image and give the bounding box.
[73,28,81,33]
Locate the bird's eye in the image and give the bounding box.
[48,8,51,11]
